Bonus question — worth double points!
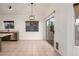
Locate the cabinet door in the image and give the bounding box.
[2,35,11,41]
[14,32,19,41]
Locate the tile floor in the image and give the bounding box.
[0,40,60,56]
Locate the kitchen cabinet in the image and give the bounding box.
[0,31,19,41]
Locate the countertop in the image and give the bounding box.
[0,34,11,38]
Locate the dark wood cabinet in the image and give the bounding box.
[0,32,19,41]
[2,35,11,41]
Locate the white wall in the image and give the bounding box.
[0,14,44,40]
[53,3,74,56]
[66,4,75,55]
[54,4,67,55]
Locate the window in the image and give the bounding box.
[25,21,39,32]
[4,21,14,29]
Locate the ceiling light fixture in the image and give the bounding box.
[29,3,35,20]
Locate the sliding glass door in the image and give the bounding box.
[46,18,55,46]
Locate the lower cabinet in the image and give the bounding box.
[0,32,19,41]
[2,35,11,41]
[10,32,19,41]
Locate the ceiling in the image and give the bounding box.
[0,3,55,20]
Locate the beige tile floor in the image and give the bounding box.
[0,40,60,56]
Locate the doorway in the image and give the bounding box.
[73,3,79,46]
[46,17,55,47]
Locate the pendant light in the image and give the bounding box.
[29,3,35,20]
